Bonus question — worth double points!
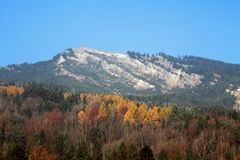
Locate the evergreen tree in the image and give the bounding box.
[139,145,155,160]
[34,129,46,146]
[73,142,91,160]
[186,147,199,160]
[115,142,128,160]
[89,127,103,160]
[128,144,138,160]
[225,149,234,160]
[194,116,208,136]
[158,149,168,160]
[5,143,27,160]
[0,126,5,145]
[232,126,240,147]
[173,151,183,160]
[62,144,75,160]
[38,129,46,145]
[51,132,65,160]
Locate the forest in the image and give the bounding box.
[0,82,239,160]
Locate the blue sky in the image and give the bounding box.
[0,0,240,66]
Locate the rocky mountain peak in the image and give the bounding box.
[51,48,204,93]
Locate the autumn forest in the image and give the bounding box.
[0,83,239,160]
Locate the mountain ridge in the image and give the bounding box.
[1,47,240,109]
[1,47,238,68]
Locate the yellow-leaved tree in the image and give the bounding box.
[148,106,161,125]
[0,85,24,95]
[159,106,172,121]
[124,101,138,124]
[63,92,72,100]
[98,102,109,120]
[78,111,86,124]
[137,103,149,124]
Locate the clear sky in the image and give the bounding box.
[0,0,240,66]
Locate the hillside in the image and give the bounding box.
[0,48,240,109]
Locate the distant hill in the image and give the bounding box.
[1,48,240,109]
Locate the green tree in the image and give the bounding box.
[158,149,168,160]
[115,142,128,160]
[51,132,65,160]
[0,126,5,145]
[139,145,155,160]
[205,136,216,156]
[62,144,75,160]
[89,128,103,160]
[128,144,138,160]
[73,141,91,160]
[232,126,240,147]
[173,151,183,160]
[6,124,26,146]
[225,149,234,160]
[186,148,199,160]
[5,143,27,160]
[194,116,208,136]
[33,129,46,146]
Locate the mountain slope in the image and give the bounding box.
[0,48,240,108]
[0,48,204,93]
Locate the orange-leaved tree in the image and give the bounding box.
[0,85,24,95]
[137,103,149,125]
[124,101,138,124]
[78,111,86,124]
[28,145,57,160]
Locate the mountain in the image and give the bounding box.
[1,48,240,109]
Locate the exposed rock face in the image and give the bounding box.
[226,86,240,111]
[233,89,240,111]
[54,48,203,91]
